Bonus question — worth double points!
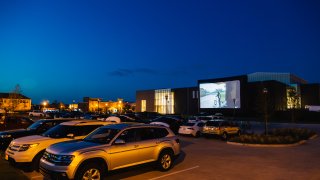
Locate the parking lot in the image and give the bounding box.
[10,122,319,180]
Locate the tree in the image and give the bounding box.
[8,84,23,114]
[287,88,300,122]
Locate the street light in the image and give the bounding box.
[263,88,268,135]
[42,101,48,112]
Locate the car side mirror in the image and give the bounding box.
[114,139,126,145]
[67,133,75,139]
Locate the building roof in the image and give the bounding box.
[0,93,30,99]
[247,72,307,85]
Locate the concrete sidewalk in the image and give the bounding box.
[0,151,28,180]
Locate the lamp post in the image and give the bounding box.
[97,99,100,114]
[263,88,268,135]
[165,94,169,114]
[42,101,48,112]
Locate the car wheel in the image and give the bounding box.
[76,163,104,180]
[222,132,228,141]
[237,130,241,136]
[157,150,173,171]
[195,131,201,138]
[29,151,44,172]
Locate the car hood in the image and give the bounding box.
[11,135,73,145]
[47,140,107,154]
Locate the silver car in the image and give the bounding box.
[40,123,181,180]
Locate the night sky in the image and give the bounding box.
[1,0,319,104]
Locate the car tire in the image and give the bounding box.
[157,150,173,171]
[29,151,44,172]
[75,163,105,180]
[195,131,201,138]
[222,132,228,141]
[237,130,241,136]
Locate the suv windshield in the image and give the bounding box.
[83,127,120,144]
[27,120,46,130]
[205,121,222,126]
[42,125,101,138]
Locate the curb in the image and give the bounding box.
[227,140,307,148]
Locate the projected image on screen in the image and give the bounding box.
[200,80,241,108]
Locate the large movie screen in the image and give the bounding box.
[200,80,241,109]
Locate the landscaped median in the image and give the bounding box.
[227,128,318,147]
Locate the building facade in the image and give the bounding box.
[136,72,317,116]
[136,87,199,115]
[0,93,32,112]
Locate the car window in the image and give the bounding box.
[205,121,220,126]
[183,122,195,126]
[139,128,157,140]
[118,129,138,143]
[42,125,102,138]
[221,121,229,126]
[154,128,169,138]
[76,125,103,136]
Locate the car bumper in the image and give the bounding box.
[178,129,197,136]
[40,158,77,180]
[202,129,220,135]
[5,149,35,162]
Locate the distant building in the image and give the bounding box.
[0,93,32,112]
[78,97,125,113]
[136,72,318,115]
[136,87,199,115]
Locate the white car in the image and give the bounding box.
[5,120,112,171]
[29,110,46,117]
[178,121,205,137]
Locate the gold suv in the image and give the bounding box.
[39,123,181,180]
[202,120,240,140]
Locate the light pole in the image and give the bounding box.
[42,101,48,112]
[165,95,168,114]
[263,88,268,135]
[97,99,100,114]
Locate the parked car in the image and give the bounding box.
[0,119,73,149]
[202,120,241,140]
[150,116,183,134]
[213,113,224,119]
[40,124,181,179]
[0,117,34,131]
[178,121,205,137]
[5,120,113,171]
[29,110,46,118]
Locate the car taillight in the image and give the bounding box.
[175,138,180,144]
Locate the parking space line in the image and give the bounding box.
[148,166,200,180]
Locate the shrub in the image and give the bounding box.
[229,128,316,144]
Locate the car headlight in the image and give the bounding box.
[19,143,39,151]
[55,155,75,165]
[0,134,12,138]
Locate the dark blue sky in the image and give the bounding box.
[1,0,319,104]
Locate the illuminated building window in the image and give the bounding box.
[155,89,174,114]
[141,100,146,112]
